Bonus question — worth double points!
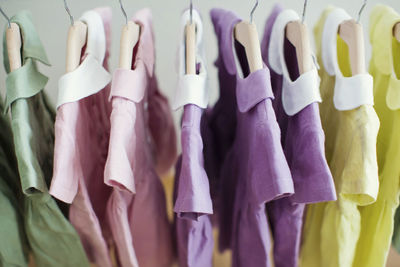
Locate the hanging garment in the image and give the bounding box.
[0,97,29,267]
[299,7,379,267]
[261,5,336,267]
[209,8,294,267]
[104,8,175,267]
[394,207,400,253]
[50,7,113,267]
[201,12,239,217]
[3,10,89,267]
[352,5,400,267]
[172,9,214,267]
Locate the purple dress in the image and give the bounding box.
[206,8,295,267]
[261,4,336,267]
[174,105,214,267]
[173,9,214,267]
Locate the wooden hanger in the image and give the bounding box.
[185,2,196,75]
[394,22,400,43]
[6,22,22,71]
[63,0,87,72]
[286,21,313,74]
[233,0,263,73]
[285,0,313,75]
[119,21,140,69]
[338,19,365,75]
[185,21,196,75]
[118,0,140,69]
[65,21,87,72]
[1,6,22,71]
[336,0,368,76]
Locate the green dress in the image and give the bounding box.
[0,98,29,267]
[3,10,89,267]
[352,5,400,267]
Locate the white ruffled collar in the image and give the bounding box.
[172,9,209,110]
[268,9,321,116]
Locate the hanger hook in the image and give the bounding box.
[250,0,259,24]
[0,6,11,28]
[190,0,193,24]
[301,0,308,23]
[119,0,128,25]
[63,0,74,26]
[357,0,367,23]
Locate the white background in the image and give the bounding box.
[1,1,400,266]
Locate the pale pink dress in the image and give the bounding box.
[104,9,176,267]
[50,7,114,267]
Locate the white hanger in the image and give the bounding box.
[337,0,367,76]
[185,0,196,75]
[63,0,88,73]
[0,7,22,71]
[234,0,263,73]
[285,0,313,75]
[118,0,140,69]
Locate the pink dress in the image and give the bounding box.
[50,7,114,267]
[104,9,176,267]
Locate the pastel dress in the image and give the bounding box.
[352,5,400,267]
[261,5,336,267]
[299,7,379,267]
[3,10,89,267]
[50,7,113,267]
[210,8,294,267]
[104,9,175,267]
[172,9,214,267]
[0,96,29,267]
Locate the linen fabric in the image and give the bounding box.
[208,8,294,267]
[50,7,113,267]
[0,97,29,267]
[261,5,336,267]
[299,7,380,267]
[104,8,175,267]
[173,9,214,267]
[4,10,89,267]
[353,5,400,267]
[393,207,400,253]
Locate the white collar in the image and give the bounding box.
[321,8,351,76]
[269,9,299,77]
[80,10,106,64]
[269,9,322,115]
[172,9,208,110]
[56,10,111,108]
[321,8,374,110]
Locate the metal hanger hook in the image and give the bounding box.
[119,0,128,25]
[302,0,308,23]
[250,0,259,24]
[63,0,74,26]
[357,0,367,23]
[0,6,11,28]
[190,0,193,24]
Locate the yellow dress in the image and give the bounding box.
[299,7,380,267]
[352,5,400,267]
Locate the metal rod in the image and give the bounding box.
[63,0,74,26]
[357,0,368,23]
[119,0,128,25]
[250,0,259,24]
[0,6,11,28]
[190,0,193,24]
[302,0,308,23]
